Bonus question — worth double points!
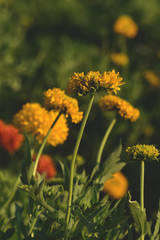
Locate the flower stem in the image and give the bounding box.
[32,111,62,177]
[64,94,95,240]
[96,118,117,165]
[140,160,145,240]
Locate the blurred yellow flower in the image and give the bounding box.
[144,70,160,87]
[111,52,129,66]
[126,144,159,162]
[114,15,138,38]
[99,95,140,122]
[67,154,85,166]
[103,172,128,199]
[13,103,69,147]
[67,70,124,96]
[43,88,83,124]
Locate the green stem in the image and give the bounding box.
[32,111,62,177]
[27,209,43,237]
[64,94,95,240]
[97,118,117,165]
[140,160,145,240]
[118,35,127,53]
[0,174,21,215]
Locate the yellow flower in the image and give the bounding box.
[126,144,159,162]
[114,15,138,38]
[111,53,129,66]
[13,103,69,147]
[67,70,124,96]
[144,70,160,87]
[43,88,83,124]
[103,172,128,199]
[99,95,140,122]
[67,154,85,166]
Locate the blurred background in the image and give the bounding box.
[0,0,160,219]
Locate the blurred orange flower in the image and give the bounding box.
[111,52,129,66]
[144,70,160,87]
[114,15,138,38]
[103,172,128,199]
[0,120,24,154]
[32,154,56,180]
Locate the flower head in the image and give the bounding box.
[144,70,160,87]
[103,172,128,199]
[67,70,124,96]
[32,154,56,180]
[126,144,159,162]
[114,15,138,38]
[111,52,129,66]
[43,88,83,123]
[99,95,140,122]
[13,103,69,147]
[0,120,24,154]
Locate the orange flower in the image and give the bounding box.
[111,53,129,66]
[103,172,128,199]
[144,70,160,87]
[43,88,83,123]
[99,95,140,122]
[32,154,56,180]
[67,70,124,96]
[0,120,24,154]
[114,15,138,38]
[13,103,69,147]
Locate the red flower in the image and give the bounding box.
[32,154,56,180]
[0,120,24,154]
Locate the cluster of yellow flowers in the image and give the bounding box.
[126,144,159,162]
[43,88,83,124]
[114,15,138,38]
[13,103,69,147]
[99,95,140,122]
[144,70,160,88]
[111,53,129,66]
[67,70,124,96]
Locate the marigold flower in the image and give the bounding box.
[103,172,128,199]
[144,70,160,87]
[13,103,69,147]
[111,52,129,66]
[0,120,24,154]
[67,70,124,96]
[32,154,56,180]
[114,15,138,38]
[43,88,83,123]
[126,144,159,162]
[99,95,140,122]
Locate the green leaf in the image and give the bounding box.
[14,203,27,237]
[59,160,70,190]
[128,200,149,236]
[151,200,160,240]
[20,136,32,185]
[96,143,126,184]
[73,179,84,202]
[74,210,95,233]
